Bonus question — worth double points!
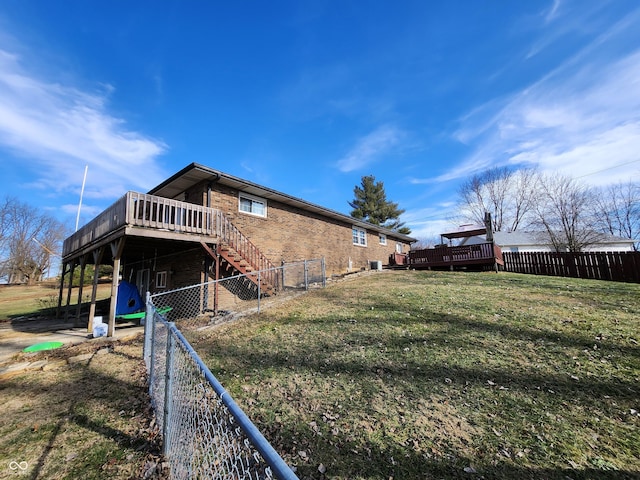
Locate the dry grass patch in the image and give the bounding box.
[0,282,111,321]
[0,336,166,479]
[187,270,640,480]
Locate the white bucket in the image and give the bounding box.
[93,319,107,337]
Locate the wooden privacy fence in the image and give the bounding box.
[502,251,640,283]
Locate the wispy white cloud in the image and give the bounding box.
[526,0,610,59]
[336,125,404,172]
[59,202,104,220]
[0,45,167,203]
[416,8,640,188]
[544,0,562,23]
[402,205,461,242]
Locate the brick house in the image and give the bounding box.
[59,163,416,334]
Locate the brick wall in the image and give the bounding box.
[124,247,204,295]
[189,180,411,276]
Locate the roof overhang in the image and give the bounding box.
[148,163,417,243]
[441,226,487,239]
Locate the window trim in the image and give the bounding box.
[379,233,387,245]
[156,271,167,289]
[352,226,367,247]
[238,192,267,218]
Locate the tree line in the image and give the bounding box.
[457,167,639,252]
[0,197,67,285]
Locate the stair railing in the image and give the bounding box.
[216,212,279,290]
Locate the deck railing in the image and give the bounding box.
[63,192,277,283]
[63,192,129,256]
[409,242,503,268]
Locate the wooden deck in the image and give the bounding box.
[63,191,277,279]
[60,191,282,337]
[63,192,223,257]
[409,242,503,270]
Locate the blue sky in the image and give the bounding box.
[1,0,639,241]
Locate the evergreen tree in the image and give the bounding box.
[349,175,411,234]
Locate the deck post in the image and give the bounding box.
[203,256,210,312]
[56,262,67,319]
[214,245,220,315]
[64,260,77,321]
[74,255,87,326]
[108,238,126,337]
[88,247,104,333]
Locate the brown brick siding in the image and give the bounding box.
[124,179,410,300]
[122,248,199,290]
[188,180,411,276]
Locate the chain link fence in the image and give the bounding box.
[142,259,326,479]
[150,259,325,325]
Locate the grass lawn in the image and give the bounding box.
[187,270,640,480]
[0,281,111,321]
[0,336,166,480]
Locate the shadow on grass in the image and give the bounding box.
[192,305,639,479]
[7,298,111,332]
[339,293,640,358]
[276,416,640,479]
[270,419,640,480]
[200,304,638,399]
[1,347,157,480]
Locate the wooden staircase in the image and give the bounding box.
[217,243,276,295]
[199,211,279,296]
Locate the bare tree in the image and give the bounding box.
[509,168,539,231]
[592,181,640,251]
[458,167,538,232]
[532,174,602,252]
[0,197,14,279]
[0,197,66,285]
[411,236,442,250]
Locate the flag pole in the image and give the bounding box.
[75,165,88,232]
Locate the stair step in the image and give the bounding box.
[217,241,275,293]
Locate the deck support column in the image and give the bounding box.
[108,238,126,338]
[201,256,208,314]
[214,246,220,315]
[88,247,104,333]
[200,242,220,315]
[64,260,77,321]
[75,255,87,327]
[56,262,68,319]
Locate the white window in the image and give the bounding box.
[396,243,403,253]
[352,226,367,247]
[156,271,167,289]
[239,193,267,217]
[379,233,387,245]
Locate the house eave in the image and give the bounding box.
[148,162,417,243]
